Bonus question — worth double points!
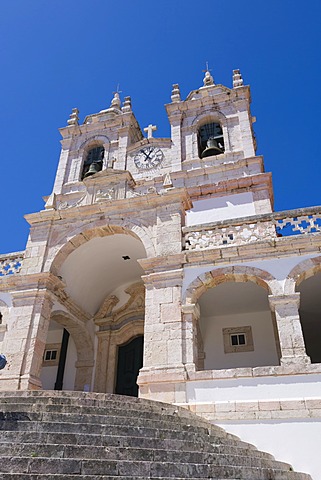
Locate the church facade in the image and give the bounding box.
[0,69,320,478]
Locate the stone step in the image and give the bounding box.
[0,395,216,432]
[0,391,311,479]
[0,442,291,470]
[0,457,310,479]
[0,401,211,428]
[0,430,275,460]
[0,420,217,444]
[0,392,193,417]
[0,410,210,432]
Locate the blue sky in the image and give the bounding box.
[0,0,320,254]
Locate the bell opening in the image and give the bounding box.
[198,122,225,159]
[81,146,105,180]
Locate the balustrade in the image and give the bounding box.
[183,206,321,251]
[0,252,24,276]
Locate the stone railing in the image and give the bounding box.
[0,251,24,276]
[183,206,321,251]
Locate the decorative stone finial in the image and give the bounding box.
[110,91,121,110]
[202,63,215,87]
[122,96,132,113]
[45,192,57,210]
[163,173,173,188]
[203,70,215,87]
[67,108,79,126]
[233,69,244,88]
[171,84,181,102]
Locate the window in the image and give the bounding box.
[81,146,104,179]
[198,122,225,158]
[223,326,254,353]
[44,350,57,361]
[43,343,60,366]
[230,333,246,346]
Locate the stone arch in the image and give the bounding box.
[183,265,282,305]
[190,111,230,157]
[95,319,144,393]
[284,256,321,294]
[62,134,112,183]
[48,220,155,276]
[183,266,282,371]
[191,110,227,130]
[285,256,321,364]
[78,135,111,152]
[51,310,94,390]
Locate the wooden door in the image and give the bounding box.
[115,336,143,397]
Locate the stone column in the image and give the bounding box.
[181,303,204,373]
[93,330,111,393]
[268,293,310,365]
[1,286,53,391]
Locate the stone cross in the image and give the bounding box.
[144,124,157,139]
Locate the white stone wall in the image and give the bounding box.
[201,310,279,370]
[186,192,256,226]
[218,418,320,480]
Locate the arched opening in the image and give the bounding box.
[198,281,280,370]
[115,335,144,397]
[50,231,147,394]
[81,145,104,179]
[297,272,321,363]
[59,234,146,316]
[198,122,225,158]
[40,319,77,391]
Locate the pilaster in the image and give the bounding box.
[93,330,111,393]
[268,293,310,366]
[1,286,54,391]
[138,267,187,403]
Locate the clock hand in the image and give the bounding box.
[144,151,152,161]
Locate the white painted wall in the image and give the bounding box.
[201,311,279,370]
[217,420,320,480]
[40,327,77,391]
[186,192,255,226]
[186,374,321,403]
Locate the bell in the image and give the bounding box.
[201,137,223,158]
[84,161,102,178]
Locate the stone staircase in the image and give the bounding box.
[0,391,311,479]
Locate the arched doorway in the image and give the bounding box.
[115,335,144,397]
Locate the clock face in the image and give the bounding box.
[134,147,163,170]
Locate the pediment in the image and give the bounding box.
[186,84,233,101]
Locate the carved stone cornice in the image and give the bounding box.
[4,272,90,322]
[94,282,145,328]
[138,253,185,275]
[142,269,183,288]
[94,295,119,321]
[25,187,192,225]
